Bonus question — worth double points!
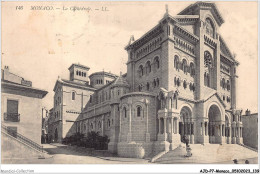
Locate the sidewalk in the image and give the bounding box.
[49,143,149,163]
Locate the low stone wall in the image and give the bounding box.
[117,141,153,158]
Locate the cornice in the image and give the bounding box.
[178,2,224,26]
[125,24,163,50]
[173,24,199,44]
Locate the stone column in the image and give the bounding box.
[119,108,121,133]
[190,122,194,144]
[146,103,149,133]
[145,101,150,142]
[176,118,179,134]
[189,123,192,135]
[127,104,132,142]
[223,124,225,137]
[231,65,237,109]
[205,122,207,136]
[164,117,166,135]
[158,118,161,134]
[219,124,221,137]
[101,115,104,136]
[171,117,173,135]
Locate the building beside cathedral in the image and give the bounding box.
[48,63,118,143]
[49,1,243,158]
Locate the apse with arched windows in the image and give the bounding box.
[208,104,222,144]
[204,51,214,88]
[179,106,194,143]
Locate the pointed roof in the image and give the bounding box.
[111,72,129,88]
[178,1,224,26]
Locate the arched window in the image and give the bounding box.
[227,80,230,91]
[138,65,144,77]
[146,61,151,74]
[146,82,150,91]
[174,55,179,70]
[72,92,75,100]
[107,119,110,128]
[157,78,160,87]
[138,84,142,91]
[205,18,214,38]
[123,107,127,118]
[79,71,81,76]
[76,70,79,75]
[189,83,192,91]
[190,62,195,76]
[137,106,142,117]
[153,79,156,87]
[222,78,226,89]
[183,80,187,89]
[182,59,188,74]
[154,57,160,69]
[98,121,101,129]
[204,51,213,68]
[101,79,103,84]
[177,78,180,86]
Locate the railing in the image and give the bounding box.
[4,113,20,122]
[1,123,43,152]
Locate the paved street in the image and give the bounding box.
[2,143,257,164]
[2,144,149,164]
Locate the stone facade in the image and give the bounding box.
[50,2,244,158]
[242,111,258,149]
[1,66,47,158]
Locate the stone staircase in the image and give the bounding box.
[1,124,48,161]
[155,143,258,164]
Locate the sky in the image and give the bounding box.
[1,1,258,113]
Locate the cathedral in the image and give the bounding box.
[49,1,243,158]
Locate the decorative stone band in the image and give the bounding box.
[204,35,217,48]
[120,92,156,100]
[173,36,195,57]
